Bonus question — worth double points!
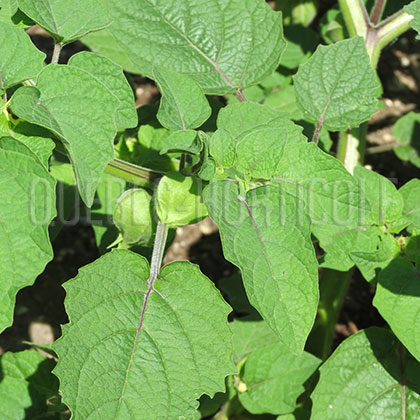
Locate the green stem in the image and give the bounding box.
[306,269,353,360]
[105,158,159,189]
[337,123,367,173]
[312,0,413,363]
[338,0,369,37]
[51,42,63,64]
[337,2,412,172]
[373,11,414,68]
[366,141,401,154]
[148,221,168,282]
[54,138,160,190]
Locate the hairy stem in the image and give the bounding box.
[53,139,160,189]
[105,158,160,190]
[337,124,367,173]
[148,221,169,283]
[337,2,412,172]
[338,0,369,37]
[51,42,63,64]
[374,11,414,67]
[370,0,387,25]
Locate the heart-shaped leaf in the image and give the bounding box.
[18,0,110,44]
[82,0,286,94]
[11,64,119,206]
[0,22,45,92]
[53,250,235,420]
[204,181,319,353]
[0,137,56,332]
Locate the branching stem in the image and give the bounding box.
[319,0,415,360]
[337,0,413,174]
[236,88,247,102]
[338,0,369,37]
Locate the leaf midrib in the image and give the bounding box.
[145,0,237,90]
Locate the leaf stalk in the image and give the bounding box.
[105,158,159,190]
[51,42,63,64]
[148,221,168,283]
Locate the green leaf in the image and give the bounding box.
[160,129,203,155]
[216,102,298,142]
[273,143,368,231]
[80,0,286,94]
[17,0,110,44]
[48,161,77,240]
[238,345,320,415]
[10,64,119,207]
[277,0,319,27]
[113,188,155,246]
[281,25,318,70]
[406,233,420,270]
[204,181,319,353]
[90,173,126,252]
[53,250,235,419]
[399,179,420,232]
[350,232,400,282]
[235,127,305,178]
[0,108,55,167]
[133,125,177,173]
[294,36,380,131]
[405,0,420,39]
[319,225,387,272]
[231,318,282,364]
[374,258,420,362]
[82,27,140,74]
[393,112,420,168]
[209,102,304,174]
[272,143,393,273]
[0,0,17,24]
[154,67,211,130]
[0,350,60,419]
[353,166,404,227]
[0,22,45,92]
[198,155,216,181]
[276,407,310,420]
[311,328,420,419]
[68,51,138,131]
[0,137,56,332]
[319,7,347,44]
[210,129,237,169]
[156,172,208,228]
[264,85,303,120]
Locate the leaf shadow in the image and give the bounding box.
[365,327,420,395]
[0,353,59,419]
[378,257,420,297]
